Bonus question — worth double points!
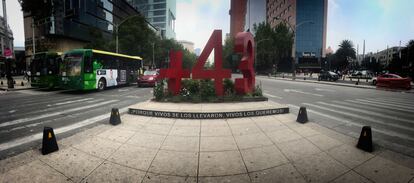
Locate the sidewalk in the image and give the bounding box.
[1,102,413,182]
[0,76,33,91]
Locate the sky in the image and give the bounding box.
[4,0,414,53]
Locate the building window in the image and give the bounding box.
[153,3,166,9]
[153,10,166,16]
[153,17,166,22]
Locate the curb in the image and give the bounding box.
[258,76,414,94]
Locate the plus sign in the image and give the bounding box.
[158,50,190,95]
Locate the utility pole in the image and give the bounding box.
[362,40,365,64]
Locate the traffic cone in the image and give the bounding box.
[296,107,308,123]
[41,127,59,155]
[110,108,121,125]
[357,126,373,152]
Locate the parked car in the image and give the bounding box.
[376,74,411,89]
[352,70,373,78]
[137,70,159,87]
[318,71,339,81]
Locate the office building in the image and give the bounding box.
[0,0,13,58]
[178,40,194,53]
[23,0,140,58]
[127,0,176,39]
[245,0,266,33]
[374,46,402,68]
[267,0,328,71]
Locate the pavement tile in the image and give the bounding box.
[108,143,158,171]
[227,118,254,126]
[0,149,39,174]
[169,125,200,137]
[277,138,321,161]
[201,119,228,127]
[293,152,349,182]
[327,144,375,169]
[201,125,233,137]
[378,149,414,170]
[200,136,238,152]
[291,126,320,137]
[96,127,136,143]
[83,161,145,183]
[249,163,306,183]
[39,147,104,183]
[354,156,414,183]
[266,128,303,144]
[142,173,197,183]
[126,132,166,149]
[147,117,176,125]
[250,115,276,122]
[233,133,273,149]
[72,136,122,159]
[148,150,198,176]
[331,170,373,183]
[254,120,289,133]
[240,145,289,172]
[306,134,343,151]
[161,136,199,152]
[273,114,296,123]
[142,123,173,135]
[229,123,262,136]
[199,151,247,176]
[0,160,70,183]
[174,119,201,127]
[198,174,251,183]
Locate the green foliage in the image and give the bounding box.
[332,40,356,70]
[153,80,165,101]
[223,37,239,71]
[19,0,54,20]
[252,85,263,97]
[199,79,216,100]
[223,78,235,95]
[253,22,293,73]
[181,79,200,94]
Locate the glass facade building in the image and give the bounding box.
[127,0,176,39]
[24,0,139,56]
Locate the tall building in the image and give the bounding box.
[245,0,266,33]
[127,0,176,39]
[374,46,402,68]
[267,0,328,71]
[229,0,247,38]
[0,0,13,58]
[23,0,141,58]
[177,40,194,53]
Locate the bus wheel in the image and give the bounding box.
[98,78,106,91]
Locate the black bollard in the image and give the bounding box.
[41,127,59,155]
[1,81,3,85]
[21,81,24,86]
[110,108,121,125]
[296,107,308,123]
[357,126,373,152]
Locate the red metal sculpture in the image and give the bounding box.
[192,30,231,96]
[234,32,255,94]
[158,50,190,95]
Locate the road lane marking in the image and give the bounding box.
[367,98,414,107]
[355,99,414,111]
[302,103,414,133]
[331,100,413,118]
[284,89,323,97]
[0,108,128,152]
[263,92,282,99]
[316,101,414,125]
[47,98,94,107]
[315,88,335,92]
[288,104,414,142]
[382,97,414,104]
[346,100,414,113]
[0,100,119,128]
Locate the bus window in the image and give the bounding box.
[84,55,92,73]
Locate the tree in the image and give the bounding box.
[253,22,293,73]
[333,40,356,70]
[223,37,239,71]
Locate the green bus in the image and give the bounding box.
[30,52,63,88]
[60,49,142,90]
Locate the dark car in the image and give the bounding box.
[137,70,159,87]
[376,74,411,90]
[318,71,339,81]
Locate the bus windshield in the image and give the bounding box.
[62,53,83,76]
[31,53,47,75]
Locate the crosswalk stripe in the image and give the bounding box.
[0,96,84,109]
[382,97,414,104]
[288,104,414,142]
[316,101,414,125]
[372,98,414,106]
[0,100,119,128]
[346,100,414,113]
[264,92,283,99]
[354,99,414,112]
[47,98,94,106]
[302,103,414,133]
[331,100,413,118]
[366,98,414,108]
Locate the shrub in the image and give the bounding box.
[223,78,235,96]
[199,79,215,100]
[252,84,263,97]
[153,80,165,101]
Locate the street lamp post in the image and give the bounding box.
[273,17,314,80]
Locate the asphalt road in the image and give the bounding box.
[0,85,152,159]
[256,76,414,157]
